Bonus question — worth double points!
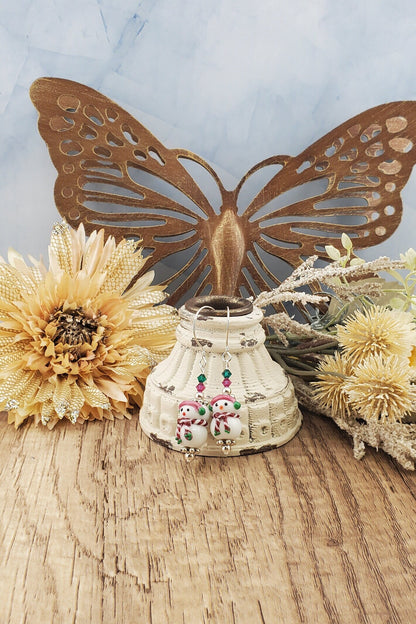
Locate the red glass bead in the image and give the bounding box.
[196,383,205,392]
[222,378,231,387]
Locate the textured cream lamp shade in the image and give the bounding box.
[140,296,302,457]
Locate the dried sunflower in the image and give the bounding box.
[337,305,416,366]
[0,222,178,427]
[312,352,352,419]
[345,354,414,423]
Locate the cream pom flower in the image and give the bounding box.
[345,354,414,423]
[337,305,416,366]
[312,352,352,419]
[0,222,178,427]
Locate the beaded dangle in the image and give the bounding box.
[209,306,242,454]
[175,305,213,462]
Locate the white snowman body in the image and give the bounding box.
[209,395,242,441]
[175,401,209,449]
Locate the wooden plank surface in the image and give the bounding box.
[1,410,416,624]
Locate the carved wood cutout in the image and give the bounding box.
[30,78,416,305]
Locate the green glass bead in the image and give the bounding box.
[197,373,207,383]
[222,369,232,378]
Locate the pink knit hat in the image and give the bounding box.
[179,400,204,411]
[210,394,236,406]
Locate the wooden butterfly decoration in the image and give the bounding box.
[30,77,416,305]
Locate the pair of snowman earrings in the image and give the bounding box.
[175,306,242,461]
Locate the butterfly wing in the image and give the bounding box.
[31,79,416,303]
[237,102,416,293]
[30,77,225,303]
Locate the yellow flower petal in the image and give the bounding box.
[52,377,72,417]
[49,222,75,276]
[99,239,147,294]
[78,382,111,408]
[95,378,129,402]
[0,222,178,426]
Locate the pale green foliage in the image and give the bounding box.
[325,236,416,315]
[341,233,353,251]
[325,244,341,261]
[400,248,416,271]
[325,234,365,269]
[382,256,416,313]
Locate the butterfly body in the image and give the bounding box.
[205,203,246,294]
[30,77,416,304]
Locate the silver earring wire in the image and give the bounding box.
[193,305,214,399]
[225,306,230,351]
[222,306,232,393]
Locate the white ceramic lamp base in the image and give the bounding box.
[140,297,302,457]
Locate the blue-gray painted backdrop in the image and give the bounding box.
[1,0,416,272]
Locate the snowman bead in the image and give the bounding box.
[175,400,209,459]
[209,394,242,453]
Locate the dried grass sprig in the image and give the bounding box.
[254,256,404,309]
[327,279,386,302]
[265,313,332,346]
[256,240,416,468]
[292,376,416,470]
[261,290,329,308]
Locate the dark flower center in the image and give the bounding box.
[49,307,99,346]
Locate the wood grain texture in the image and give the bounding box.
[1,410,416,624]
